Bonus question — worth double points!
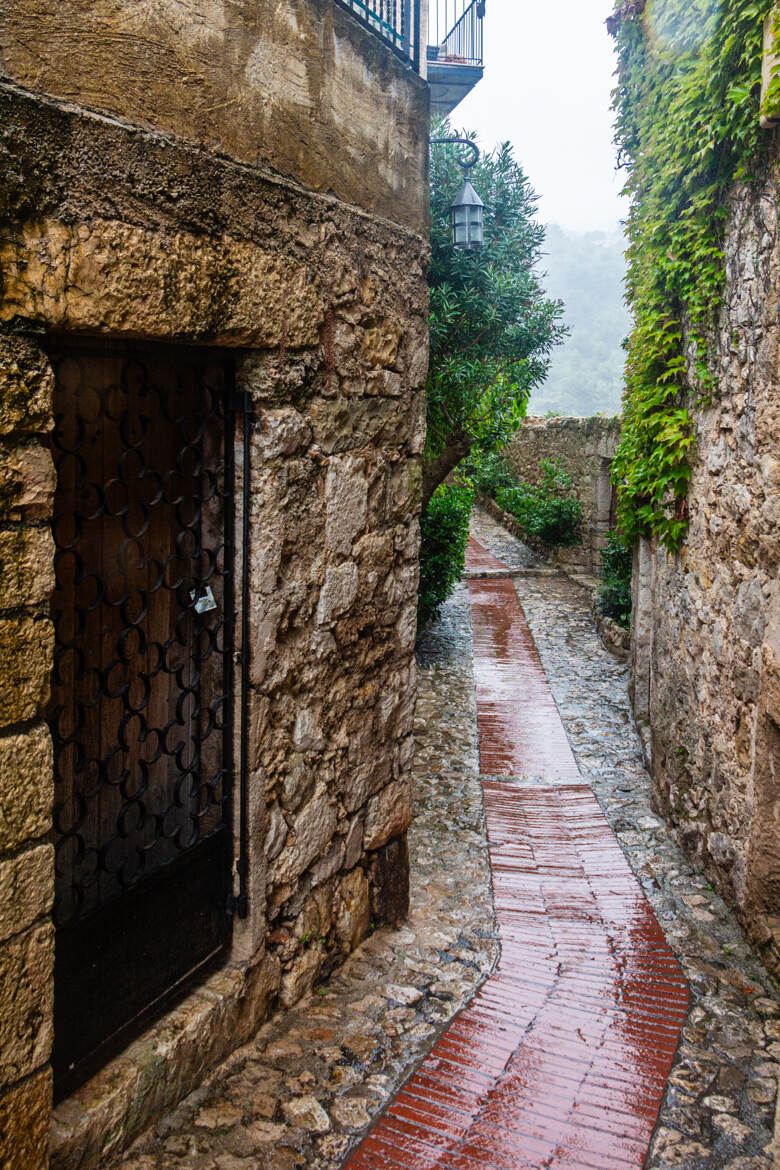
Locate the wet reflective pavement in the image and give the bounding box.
[345,540,689,1169]
[464,535,510,575]
[469,574,580,779]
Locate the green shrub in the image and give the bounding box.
[418,482,474,628]
[463,449,516,498]
[598,530,632,629]
[494,459,582,547]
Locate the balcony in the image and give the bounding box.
[427,0,485,115]
[332,0,485,114]
[332,0,423,68]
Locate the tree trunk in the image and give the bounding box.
[421,431,473,512]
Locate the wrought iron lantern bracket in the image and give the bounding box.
[429,135,485,250]
[429,134,480,174]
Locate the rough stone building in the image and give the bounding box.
[0,2,481,1165]
[630,91,780,979]
[506,415,621,574]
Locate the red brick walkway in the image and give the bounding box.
[345,541,688,1169]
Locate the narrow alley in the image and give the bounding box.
[115,509,780,1170]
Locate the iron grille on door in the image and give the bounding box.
[48,342,236,1097]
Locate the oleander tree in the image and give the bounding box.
[423,123,566,509]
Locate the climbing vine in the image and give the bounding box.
[609,0,773,550]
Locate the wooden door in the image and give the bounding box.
[47,341,234,1098]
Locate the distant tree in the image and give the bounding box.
[423,126,566,509]
[528,226,630,417]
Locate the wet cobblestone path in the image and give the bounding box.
[116,587,499,1170]
[345,541,689,1169]
[470,507,780,1169]
[117,508,780,1170]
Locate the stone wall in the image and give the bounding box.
[0,0,428,232]
[630,164,780,979]
[0,334,56,1169]
[0,3,429,1165]
[506,416,621,575]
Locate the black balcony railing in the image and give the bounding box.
[333,0,422,68]
[332,0,484,84]
[428,0,484,67]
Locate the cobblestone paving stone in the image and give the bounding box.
[114,585,498,1170]
[471,505,780,1170]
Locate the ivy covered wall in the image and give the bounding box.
[609,0,774,550]
[613,0,780,976]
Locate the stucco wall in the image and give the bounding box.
[0,0,429,232]
[506,416,621,574]
[630,167,780,979]
[0,2,429,1164]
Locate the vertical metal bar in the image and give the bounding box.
[236,388,251,919]
[223,363,237,912]
[413,0,421,69]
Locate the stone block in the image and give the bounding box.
[0,921,54,1091]
[281,754,315,813]
[406,336,429,390]
[281,1094,331,1132]
[354,531,394,569]
[0,442,55,520]
[335,867,370,952]
[264,805,288,862]
[0,1067,52,1170]
[0,844,54,944]
[235,952,282,1046]
[363,779,412,851]
[309,843,344,887]
[270,787,338,887]
[344,814,364,870]
[0,527,56,610]
[0,334,53,437]
[0,725,53,851]
[254,408,311,461]
[325,457,367,556]
[342,754,393,815]
[292,707,325,754]
[0,219,325,348]
[316,562,359,625]
[362,321,403,369]
[279,946,322,1009]
[0,618,54,727]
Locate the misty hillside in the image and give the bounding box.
[529,225,630,417]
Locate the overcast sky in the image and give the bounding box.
[452,0,628,233]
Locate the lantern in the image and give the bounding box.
[450,176,484,250]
